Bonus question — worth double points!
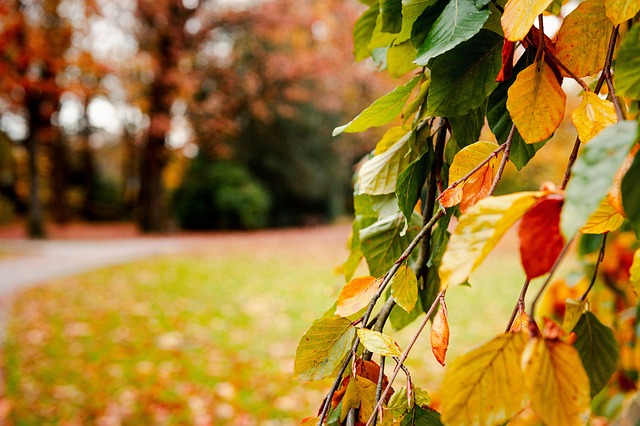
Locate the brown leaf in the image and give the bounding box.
[431,303,450,366]
[518,194,565,279]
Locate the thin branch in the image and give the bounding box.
[489,124,515,196]
[605,75,625,121]
[318,351,352,425]
[561,137,581,190]
[505,278,531,332]
[544,49,589,91]
[580,233,608,301]
[535,14,545,63]
[365,289,446,426]
[529,235,576,321]
[372,355,386,426]
[437,143,507,199]
[490,0,504,13]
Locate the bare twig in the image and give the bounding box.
[365,289,446,426]
[489,125,515,196]
[605,75,625,121]
[561,137,581,190]
[580,233,608,301]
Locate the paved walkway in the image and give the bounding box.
[0,238,192,297]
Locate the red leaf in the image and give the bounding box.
[518,194,565,279]
[497,39,515,82]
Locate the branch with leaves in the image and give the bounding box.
[296,0,640,425]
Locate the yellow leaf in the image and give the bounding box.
[430,305,450,366]
[336,276,380,317]
[375,126,408,155]
[441,333,529,426]
[562,298,587,332]
[580,197,625,234]
[357,328,403,357]
[341,375,377,423]
[439,192,543,288]
[555,0,614,78]
[300,417,321,426]
[502,0,553,41]
[390,264,418,313]
[522,338,591,426]
[507,60,567,144]
[606,0,640,25]
[609,145,639,215]
[629,249,640,297]
[571,92,618,143]
[294,317,356,380]
[442,141,500,212]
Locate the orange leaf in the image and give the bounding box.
[431,303,450,366]
[335,276,380,317]
[502,0,553,41]
[507,60,566,144]
[460,163,494,214]
[510,310,530,333]
[555,0,614,78]
[518,194,565,279]
[439,184,464,208]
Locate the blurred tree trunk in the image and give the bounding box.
[25,94,45,238]
[49,132,69,223]
[80,107,96,219]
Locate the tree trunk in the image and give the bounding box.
[25,96,45,238]
[50,132,69,223]
[137,128,167,232]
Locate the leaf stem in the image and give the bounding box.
[529,235,576,321]
[505,278,531,332]
[543,49,589,91]
[580,233,608,301]
[364,289,446,426]
[489,125,515,196]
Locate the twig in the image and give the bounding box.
[605,75,625,122]
[365,289,446,426]
[489,124,515,196]
[372,355,386,426]
[505,278,531,332]
[561,137,581,190]
[490,0,504,13]
[544,49,589,91]
[535,14,545,63]
[580,233,608,301]
[529,235,576,321]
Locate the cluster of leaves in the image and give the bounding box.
[294,0,640,425]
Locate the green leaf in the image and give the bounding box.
[358,131,415,196]
[396,149,431,221]
[441,333,529,426]
[414,0,490,65]
[483,0,506,35]
[382,0,403,33]
[448,102,488,151]
[613,22,640,99]
[396,0,441,45]
[622,148,640,231]
[426,30,503,117]
[360,212,422,277]
[294,317,356,380]
[390,264,419,313]
[410,0,448,48]
[357,328,404,356]
[572,312,619,397]
[390,297,423,330]
[334,76,421,135]
[561,121,638,238]
[400,406,444,425]
[356,193,401,218]
[388,41,419,77]
[354,5,380,61]
[487,52,547,170]
[439,192,542,288]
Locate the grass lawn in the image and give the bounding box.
[2,225,528,424]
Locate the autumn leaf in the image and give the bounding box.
[501,0,553,41]
[390,264,419,313]
[605,0,640,26]
[294,317,356,380]
[440,192,543,288]
[554,0,614,78]
[507,60,566,144]
[580,198,625,234]
[522,337,591,426]
[562,298,586,332]
[629,249,640,297]
[571,91,618,143]
[300,417,320,425]
[357,328,403,357]
[518,194,565,279]
[510,310,530,333]
[430,304,449,366]
[441,333,529,426]
[340,375,378,423]
[441,141,500,213]
[335,276,380,317]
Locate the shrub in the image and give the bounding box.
[172,158,271,230]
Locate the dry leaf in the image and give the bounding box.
[431,304,450,366]
[335,276,380,317]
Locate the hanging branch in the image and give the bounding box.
[505,278,532,332]
[489,124,515,196]
[580,233,608,301]
[364,289,446,426]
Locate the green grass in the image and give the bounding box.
[3,228,528,424]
